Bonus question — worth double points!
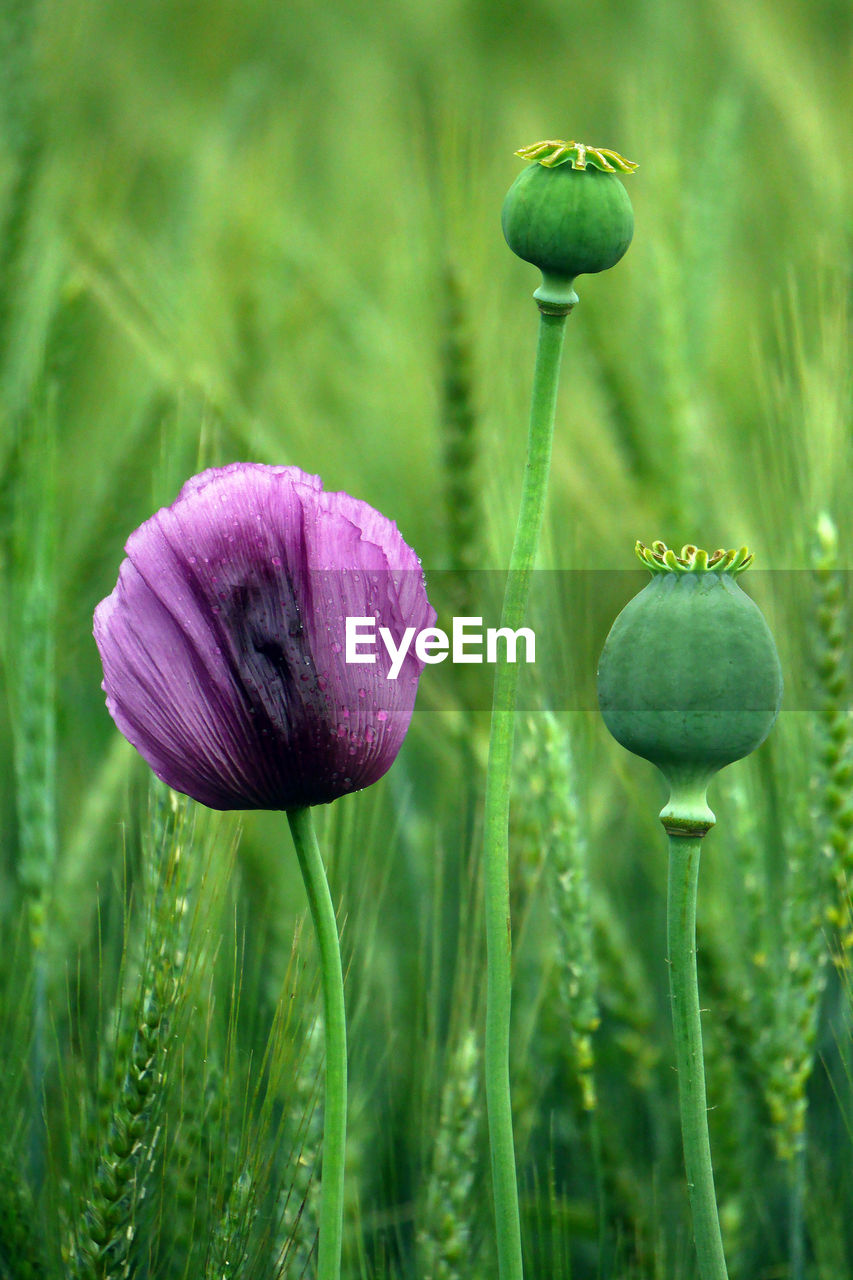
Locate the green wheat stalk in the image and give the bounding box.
[154,1014,225,1277]
[275,1010,325,1278]
[0,1147,47,1279]
[415,1027,483,1280]
[539,714,599,1114]
[760,513,852,1279]
[764,515,849,1165]
[511,712,599,1113]
[203,1164,257,1280]
[811,514,853,966]
[69,786,197,1279]
[1,397,58,1190]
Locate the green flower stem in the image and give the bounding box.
[666,834,729,1280]
[287,806,347,1280]
[484,304,571,1280]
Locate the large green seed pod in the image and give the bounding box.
[502,140,637,310]
[597,541,783,834]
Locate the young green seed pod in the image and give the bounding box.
[597,541,783,835]
[502,139,637,311]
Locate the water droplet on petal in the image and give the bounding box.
[357,688,366,699]
[332,642,342,654]
[377,709,388,722]
[364,725,375,743]
[337,724,348,738]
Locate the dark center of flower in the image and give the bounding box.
[218,572,325,732]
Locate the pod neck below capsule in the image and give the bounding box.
[534,273,579,314]
[658,766,717,838]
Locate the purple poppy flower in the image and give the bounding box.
[94,463,435,810]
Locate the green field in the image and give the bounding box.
[0,0,851,1275]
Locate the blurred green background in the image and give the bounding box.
[0,0,851,1274]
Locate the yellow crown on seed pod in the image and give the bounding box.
[515,139,639,173]
[635,541,754,575]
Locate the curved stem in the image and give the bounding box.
[484,306,570,1280]
[666,834,729,1280]
[287,806,347,1280]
